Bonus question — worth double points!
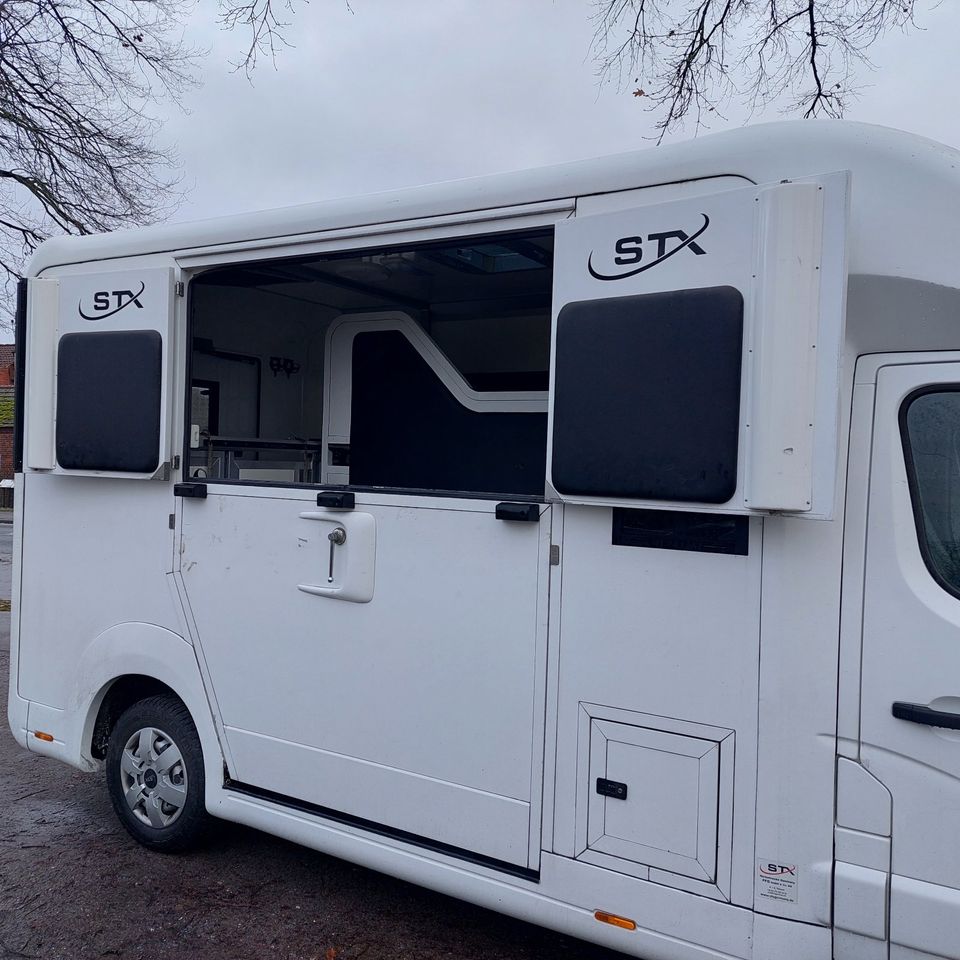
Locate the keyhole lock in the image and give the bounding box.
[327,526,347,582]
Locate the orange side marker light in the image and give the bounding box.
[33,731,54,742]
[594,910,637,931]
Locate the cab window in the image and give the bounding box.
[901,388,960,597]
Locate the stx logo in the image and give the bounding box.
[587,213,710,281]
[759,863,796,877]
[78,281,145,320]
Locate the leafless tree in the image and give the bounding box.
[592,1,922,138]
[0,1,204,293]
[0,0,310,319]
[213,1,926,135]
[0,0,926,320]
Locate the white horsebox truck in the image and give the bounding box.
[7,119,960,960]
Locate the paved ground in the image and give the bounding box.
[0,524,621,960]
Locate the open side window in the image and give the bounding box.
[548,174,849,518]
[185,227,554,499]
[24,268,175,478]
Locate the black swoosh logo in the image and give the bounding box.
[78,281,145,320]
[587,214,710,281]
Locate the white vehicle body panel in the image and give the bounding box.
[180,488,551,869]
[11,120,960,959]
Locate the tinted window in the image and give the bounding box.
[56,331,162,473]
[901,389,960,597]
[551,286,743,503]
[612,508,749,556]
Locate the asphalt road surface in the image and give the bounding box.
[0,524,622,960]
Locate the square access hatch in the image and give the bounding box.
[575,704,734,899]
[588,720,719,882]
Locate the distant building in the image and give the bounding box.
[0,343,15,503]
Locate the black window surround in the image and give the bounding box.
[13,279,27,472]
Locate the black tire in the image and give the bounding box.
[105,694,212,852]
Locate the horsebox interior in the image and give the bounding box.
[186,228,555,498]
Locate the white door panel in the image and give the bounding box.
[181,489,548,867]
[50,268,175,478]
[553,505,760,903]
[549,174,849,518]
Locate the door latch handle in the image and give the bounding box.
[327,526,346,582]
[892,701,960,730]
[173,482,207,499]
[596,778,628,800]
[495,502,539,522]
[317,490,354,509]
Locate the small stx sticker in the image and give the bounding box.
[587,214,710,281]
[79,281,145,320]
[757,860,798,904]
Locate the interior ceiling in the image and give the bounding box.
[194,231,555,316]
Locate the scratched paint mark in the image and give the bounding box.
[0,599,10,611]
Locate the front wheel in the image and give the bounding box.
[105,694,211,852]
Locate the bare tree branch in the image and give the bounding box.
[591,1,921,139]
[0,0,313,321]
[0,0,204,320]
[218,0,305,75]
[0,0,926,325]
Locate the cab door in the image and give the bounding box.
[861,359,960,960]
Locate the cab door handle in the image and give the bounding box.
[892,702,960,730]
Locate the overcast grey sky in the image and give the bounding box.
[153,0,959,224]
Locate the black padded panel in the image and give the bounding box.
[552,287,743,503]
[349,331,546,497]
[56,330,162,472]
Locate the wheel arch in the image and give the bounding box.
[74,622,226,790]
[89,674,181,760]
